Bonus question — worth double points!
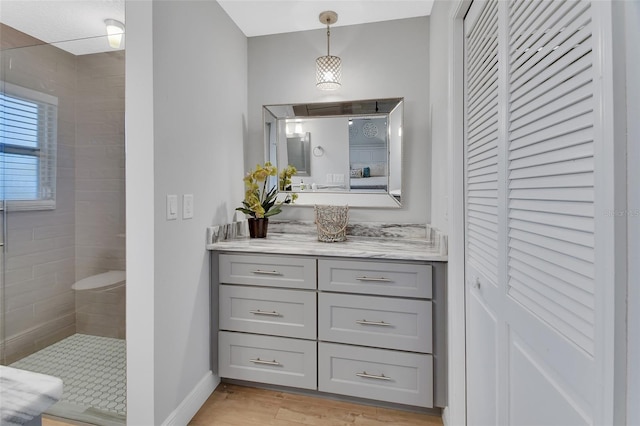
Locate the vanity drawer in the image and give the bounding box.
[220,254,316,289]
[318,259,431,298]
[220,285,316,339]
[219,331,317,390]
[318,293,432,353]
[318,342,433,408]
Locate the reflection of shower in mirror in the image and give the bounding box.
[285,132,311,176]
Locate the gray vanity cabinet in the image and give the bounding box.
[317,259,434,407]
[217,253,318,389]
[215,251,446,409]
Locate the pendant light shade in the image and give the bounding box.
[316,11,341,91]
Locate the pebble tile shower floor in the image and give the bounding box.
[10,334,126,424]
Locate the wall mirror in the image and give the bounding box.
[263,98,403,208]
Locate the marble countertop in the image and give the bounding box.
[207,232,447,262]
[0,365,63,425]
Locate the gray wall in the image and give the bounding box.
[126,1,247,423]
[623,0,640,423]
[248,17,430,223]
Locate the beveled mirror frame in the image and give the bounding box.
[263,98,404,208]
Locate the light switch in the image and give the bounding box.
[334,173,344,183]
[326,174,333,183]
[183,194,194,219]
[166,195,178,220]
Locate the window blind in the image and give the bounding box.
[0,82,57,209]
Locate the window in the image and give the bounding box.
[0,82,57,210]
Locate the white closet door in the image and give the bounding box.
[463,1,503,424]
[505,1,596,424]
[465,0,610,424]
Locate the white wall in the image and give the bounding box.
[429,2,467,426]
[248,17,429,223]
[428,2,452,235]
[284,117,349,188]
[126,1,247,423]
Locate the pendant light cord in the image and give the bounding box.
[326,21,331,56]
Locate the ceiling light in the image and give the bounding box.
[104,19,125,49]
[316,11,341,91]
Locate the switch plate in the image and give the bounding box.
[183,194,194,219]
[166,195,178,220]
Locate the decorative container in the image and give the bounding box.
[314,205,349,242]
[248,218,269,238]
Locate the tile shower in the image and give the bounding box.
[1,23,126,425]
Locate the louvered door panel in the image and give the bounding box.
[466,0,500,285]
[464,2,502,424]
[507,0,595,355]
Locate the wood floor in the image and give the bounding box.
[189,383,443,426]
[43,383,443,426]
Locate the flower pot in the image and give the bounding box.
[248,218,269,238]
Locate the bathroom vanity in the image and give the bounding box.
[207,224,447,410]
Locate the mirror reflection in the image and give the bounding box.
[264,98,403,207]
[286,132,311,176]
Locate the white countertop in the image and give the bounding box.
[207,232,447,262]
[0,365,63,425]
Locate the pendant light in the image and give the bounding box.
[316,11,341,91]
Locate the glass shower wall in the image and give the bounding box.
[1,27,78,364]
[1,23,126,424]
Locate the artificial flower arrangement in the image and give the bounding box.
[236,162,298,219]
[279,164,299,204]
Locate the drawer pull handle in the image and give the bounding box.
[249,358,281,366]
[251,269,282,276]
[249,310,281,317]
[356,276,392,282]
[356,319,393,327]
[356,371,392,381]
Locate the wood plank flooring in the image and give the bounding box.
[43,383,443,425]
[189,383,443,426]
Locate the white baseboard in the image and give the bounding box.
[442,406,450,426]
[161,371,220,426]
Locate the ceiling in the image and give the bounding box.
[0,0,126,55]
[217,1,433,38]
[0,0,432,55]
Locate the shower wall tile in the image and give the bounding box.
[74,51,125,339]
[33,258,75,278]
[76,284,125,338]
[34,292,75,322]
[33,224,75,240]
[75,50,125,278]
[3,315,76,365]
